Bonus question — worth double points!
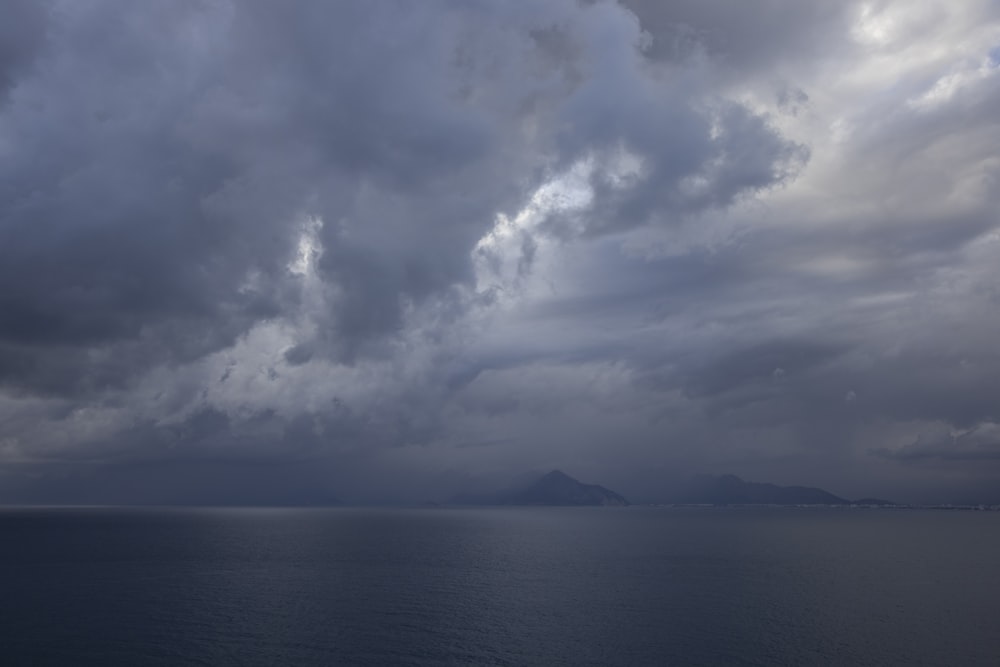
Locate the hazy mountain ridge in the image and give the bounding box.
[447,471,894,507]
[665,474,893,506]
[451,470,629,506]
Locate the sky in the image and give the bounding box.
[2,0,1000,505]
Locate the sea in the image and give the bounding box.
[1,506,998,666]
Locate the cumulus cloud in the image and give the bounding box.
[1,0,999,504]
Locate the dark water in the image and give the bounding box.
[2,507,999,666]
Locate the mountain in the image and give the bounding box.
[511,470,630,506]
[665,474,891,506]
[451,470,629,506]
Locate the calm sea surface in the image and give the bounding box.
[1,506,998,666]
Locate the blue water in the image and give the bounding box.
[1,506,998,665]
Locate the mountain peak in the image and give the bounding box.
[516,470,628,506]
[450,470,628,506]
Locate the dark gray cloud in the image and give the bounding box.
[0,0,49,98]
[2,0,1000,505]
[624,0,855,71]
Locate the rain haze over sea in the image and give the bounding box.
[2,0,1000,507]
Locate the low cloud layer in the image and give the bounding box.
[2,0,1000,504]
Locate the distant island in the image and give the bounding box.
[445,471,896,508]
[663,474,893,506]
[451,470,629,506]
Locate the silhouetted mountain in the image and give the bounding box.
[451,470,629,506]
[666,474,891,506]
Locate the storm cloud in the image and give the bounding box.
[2,0,999,504]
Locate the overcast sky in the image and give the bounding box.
[2,0,1000,505]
